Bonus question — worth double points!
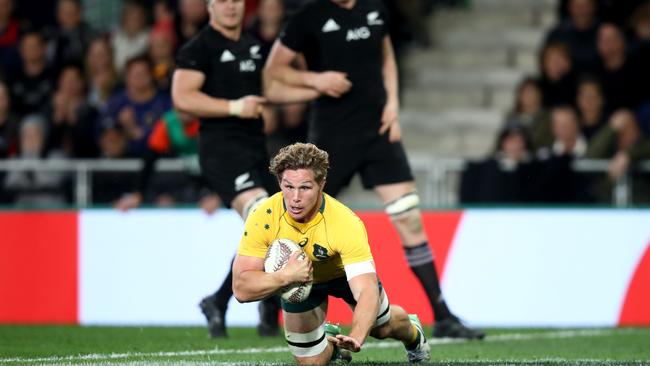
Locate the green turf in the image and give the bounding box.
[1,326,649,365]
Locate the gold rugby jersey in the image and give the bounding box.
[237,192,373,283]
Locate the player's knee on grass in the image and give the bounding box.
[285,322,332,365]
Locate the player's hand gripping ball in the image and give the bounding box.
[264,238,313,303]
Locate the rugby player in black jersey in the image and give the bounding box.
[264,0,484,339]
[171,0,317,338]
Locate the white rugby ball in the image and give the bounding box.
[264,238,313,303]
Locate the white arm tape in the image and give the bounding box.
[344,260,376,281]
[229,99,244,116]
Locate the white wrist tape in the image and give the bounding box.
[229,99,244,116]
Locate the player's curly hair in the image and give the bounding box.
[270,143,329,184]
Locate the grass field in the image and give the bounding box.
[1,326,649,365]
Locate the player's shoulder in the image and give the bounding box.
[292,0,324,18]
[178,25,211,52]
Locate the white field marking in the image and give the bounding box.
[0,328,644,365]
[45,361,650,366]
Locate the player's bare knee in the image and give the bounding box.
[370,321,392,339]
[385,192,423,235]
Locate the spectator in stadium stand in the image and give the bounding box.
[3,114,69,206]
[594,23,644,110]
[505,76,552,150]
[629,1,650,103]
[0,0,25,75]
[537,106,595,203]
[575,76,609,141]
[545,0,600,72]
[85,36,119,110]
[0,80,18,159]
[460,123,539,204]
[175,0,209,47]
[587,109,650,177]
[585,109,650,203]
[245,0,308,156]
[44,64,99,158]
[153,0,176,28]
[98,125,129,159]
[149,22,177,92]
[7,31,56,118]
[111,0,151,74]
[114,109,221,214]
[47,0,97,71]
[100,55,171,156]
[92,125,134,204]
[537,106,588,160]
[80,0,123,34]
[264,0,483,340]
[537,42,578,108]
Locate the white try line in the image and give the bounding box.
[0,328,640,365]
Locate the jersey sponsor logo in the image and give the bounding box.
[313,243,329,261]
[249,45,261,59]
[346,27,371,41]
[298,238,308,247]
[367,11,384,25]
[220,49,235,62]
[322,18,340,33]
[234,172,254,191]
[239,59,256,72]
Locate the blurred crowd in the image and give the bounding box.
[461,0,650,205]
[1,0,647,207]
[0,0,448,207]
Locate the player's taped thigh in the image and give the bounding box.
[242,191,269,219]
[384,191,420,219]
[285,321,329,358]
[373,288,391,328]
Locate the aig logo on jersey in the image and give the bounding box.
[346,26,370,41]
[239,60,256,72]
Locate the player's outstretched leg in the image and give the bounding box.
[377,183,484,340]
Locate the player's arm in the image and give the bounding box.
[264,40,351,99]
[343,271,380,351]
[232,251,312,303]
[262,60,320,104]
[379,36,401,142]
[171,69,265,119]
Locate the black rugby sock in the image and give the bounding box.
[214,257,235,311]
[404,242,452,321]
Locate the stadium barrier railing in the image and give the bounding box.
[0,157,649,207]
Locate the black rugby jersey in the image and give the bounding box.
[280,0,390,136]
[176,25,265,138]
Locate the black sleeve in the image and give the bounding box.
[279,7,310,53]
[377,0,390,37]
[176,35,209,73]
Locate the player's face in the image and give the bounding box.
[280,169,324,223]
[209,0,245,30]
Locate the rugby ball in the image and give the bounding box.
[264,238,313,303]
